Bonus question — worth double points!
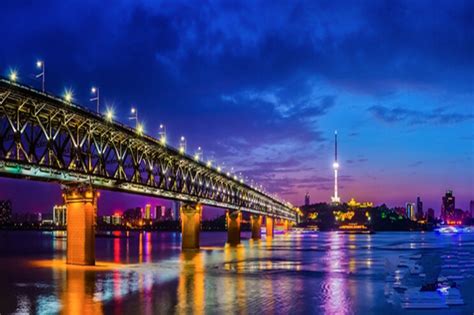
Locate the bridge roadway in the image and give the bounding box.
[0,78,298,265]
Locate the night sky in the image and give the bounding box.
[0,1,472,216]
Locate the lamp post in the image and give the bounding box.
[129,107,138,127]
[36,60,45,92]
[194,146,203,161]
[179,136,186,154]
[90,87,100,113]
[159,124,166,145]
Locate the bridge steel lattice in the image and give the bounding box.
[0,79,296,222]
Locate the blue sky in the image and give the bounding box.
[0,0,472,216]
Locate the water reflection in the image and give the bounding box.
[61,269,103,315]
[177,251,205,314]
[2,231,474,314]
[323,232,350,315]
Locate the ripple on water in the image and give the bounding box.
[220,259,304,274]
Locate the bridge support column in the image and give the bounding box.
[250,215,262,240]
[181,204,202,250]
[266,216,274,238]
[226,211,242,246]
[63,185,97,266]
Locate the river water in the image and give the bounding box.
[0,230,473,314]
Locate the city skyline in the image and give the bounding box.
[0,1,472,213]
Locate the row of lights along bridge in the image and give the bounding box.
[5,61,289,206]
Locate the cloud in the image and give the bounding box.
[369,105,474,125]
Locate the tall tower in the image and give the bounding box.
[331,131,340,204]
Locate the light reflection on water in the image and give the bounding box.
[0,231,473,314]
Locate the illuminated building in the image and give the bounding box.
[331,131,340,204]
[416,197,423,220]
[112,213,122,225]
[304,193,310,206]
[102,216,111,224]
[406,203,416,220]
[347,198,373,209]
[145,204,151,220]
[53,204,67,226]
[0,200,12,225]
[441,190,455,222]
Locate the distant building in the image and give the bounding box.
[304,193,310,206]
[393,207,406,217]
[53,204,67,226]
[112,213,122,225]
[416,197,423,220]
[470,200,474,218]
[406,203,416,220]
[123,207,142,227]
[0,200,12,225]
[150,206,157,220]
[102,215,111,224]
[441,190,455,222]
[347,198,373,209]
[171,201,180,221]
[427,208,435,221]
[165,207,173,220]
[144,204,151,220]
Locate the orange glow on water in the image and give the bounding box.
[30,259,126,271]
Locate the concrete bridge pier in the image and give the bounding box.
[250,214,262,240]
[226,210,242,246]
[266,216,274,238]
[181,203,202,250]
[63,184,97,266]
[283,219,290,233]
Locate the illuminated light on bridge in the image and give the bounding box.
[179,136,186,154]
[0,77,297,264]
[159,124,166,145]
[90,86,100,113]
[136,123,145,135]
[8,69,18,82]
[105,108,114,121]
[63,88,74,103]
[35,60,45,92]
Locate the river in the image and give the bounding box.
[0,230,473,314]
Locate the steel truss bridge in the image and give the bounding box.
[0,79,296,221]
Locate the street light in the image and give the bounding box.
[129,107,138,127]
[136,123,144,135]
[8,69,18,82]
[63,88,73,103]
[194,146,202,161]
[90,87,100,113]
[36,60,45,92]
[105,108,114,122]
[159,124,166,145]
[179,136,186,154]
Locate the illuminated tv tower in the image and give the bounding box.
[331,130,340,204]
